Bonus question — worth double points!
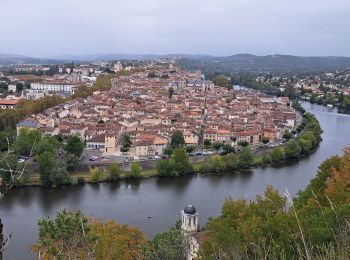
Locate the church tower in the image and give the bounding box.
[181,204,198,234]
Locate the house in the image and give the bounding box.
[0,99,19,109]
[16,119,38,135]
[86,134,105,150]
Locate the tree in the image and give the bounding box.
[173,148,193,175]
[36,151,55,188]
[164,147,173,157]
[146,221,186,260]
[209,155,226,173]
[33,135,59,157]
[130,162,142,178]
[0,153,18,183]
[14,128,41,156]
[284,141,301,159]
[204,139,211,148]
[214,75,229,88]
[238,141,249,147]
[261,136,270,145]
[32,210,95,259]
[270,147,284,163]
[212,142,222,152]
[171,131,185,148]
[120,146,129,154]
[224,153,239,170]
[185,145,195,155]
[63,153,80,172]
[65,135,84,158]
[222,144,235,155]
[262,154,272,166]
[283,130,293,141]
[89,220,148,259]
[0,128,15,152]
[122,134,132,148]
[108,163,121,181]
[156,159,177,177]
[168,86,175,99]
[90,167,102,183]
[237,147,254,169]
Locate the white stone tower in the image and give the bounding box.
[181,204,198,234]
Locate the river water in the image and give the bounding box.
[1,102,350,259]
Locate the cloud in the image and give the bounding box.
[0,0,349,57]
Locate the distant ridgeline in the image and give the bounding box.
[178,54,350,74]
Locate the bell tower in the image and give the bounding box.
[181,204,198,234]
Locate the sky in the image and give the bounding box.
[1,0,350,57]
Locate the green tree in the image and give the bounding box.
[36,151,55,188]
[212,141,222,152]
[237,147,254,169]
[90,167,102,183]
[284,140,301,159]
[108,163,121,181]
[164,147,173,157]
[173,148,193,175]
[32,210,95,259]
[270,147,284,163]
[283,130,293,141]
[146,221,186,260]
[0,128,15,152]
[214,74,229,88]
[262,153,272,166]
[203,139,211,148]
[238,141,249,147]
[65,135,84,158]
[222,144,235,155]
[33,135,59,157]
[0,153,18,183]
[156,159,177,177]
[209,155,226,173]
[14,128,41,156]
[185,145,195,155]
[130,162,142,178]
[261,136,270,145]
[224,153,239,170]
[171,131,185,148]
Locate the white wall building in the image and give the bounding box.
[31,82,77,95]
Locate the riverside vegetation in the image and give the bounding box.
[0,101,322,187]
[29,146,350,259]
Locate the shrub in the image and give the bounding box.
[77,176,85,184]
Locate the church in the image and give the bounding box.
[181,204,206,260]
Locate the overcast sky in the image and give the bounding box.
[1,0,350,57]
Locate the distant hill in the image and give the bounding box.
[2,53,350,73]
[178,54,350,73]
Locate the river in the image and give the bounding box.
[1,102,350,259]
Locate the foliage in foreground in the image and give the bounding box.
[199,147,350,259]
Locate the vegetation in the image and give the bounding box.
[170,131,185,148]
[156,148,193,177]
[108,163,121,181]
[32,210,148,259]
[199,147,350,259]
[130,162,142,179]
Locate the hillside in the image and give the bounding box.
[178,54,350,73]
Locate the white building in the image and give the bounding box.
[30,82,77,95]
[113,62,123,72]
[181,205,201,260]
[7,84,17,93]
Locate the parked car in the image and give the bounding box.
[89,156,98,161]
[195,152,203,156]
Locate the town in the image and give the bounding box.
[0,61,298,163]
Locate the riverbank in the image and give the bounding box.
[13,110,322,188]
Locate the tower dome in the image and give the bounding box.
[184,204,196,214]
